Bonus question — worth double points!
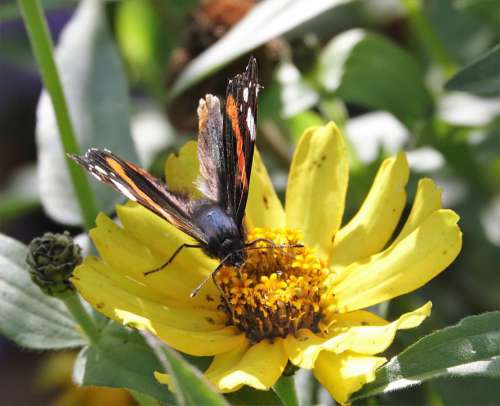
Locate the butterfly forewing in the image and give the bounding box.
[69,149,208,244]
[222,57,259,227]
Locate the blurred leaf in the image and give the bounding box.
[160,345,228,406]
[287,110,324,142]
[74,322,173,403]
[0,0,75,23]
[0,233,85,349]
[225,386,282,405]
[432,376,500,406]
[36,0,138,226]
[318,29,434,128]
[453,0,500,32]
[425,0,495,64]
[445,44,500,97]
[169,0,352,98]
[352,312,500,401]
[0,165,40,224]
[116,0,175,88]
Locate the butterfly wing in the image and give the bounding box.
[69,149,208,244]
[197,57,259,230]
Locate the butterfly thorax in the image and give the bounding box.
[193,203,246,266]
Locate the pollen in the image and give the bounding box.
[215,228,328,342]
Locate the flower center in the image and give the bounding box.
[215,228,328,342]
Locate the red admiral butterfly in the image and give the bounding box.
[69,57,271,296]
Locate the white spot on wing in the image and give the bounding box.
[94,165,107,175]
[110,179,137,201]
[243,87,249,102]
[247,108,256,140]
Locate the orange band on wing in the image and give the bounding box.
[105,157,171,218]
[226,95,247,188]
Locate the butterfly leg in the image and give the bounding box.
[144,243,201,276]
[190,255,231,298]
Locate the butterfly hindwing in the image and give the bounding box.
[69,149,208,243]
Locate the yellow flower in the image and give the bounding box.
[72,122,462,404]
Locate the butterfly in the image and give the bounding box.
[69,57,266,297]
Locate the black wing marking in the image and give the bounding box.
[224,56,259,228]
[68,149,208,244]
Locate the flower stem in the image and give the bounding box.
[272,375,299,406]
[401,0,457,77]
[63,293,100,344]
[17,0,98,231]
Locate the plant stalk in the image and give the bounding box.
[63,293,100,344]
[17,0,98,230]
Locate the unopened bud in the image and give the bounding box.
[26,231,82,297]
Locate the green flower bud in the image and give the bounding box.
[26,231,82,298]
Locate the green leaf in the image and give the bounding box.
[225,386,282,405]
[36,0,138,226]
[287,110,324,142]
[352,312,500,401]
[445,44,500,97]
[169,0,353,98]
[272,376,299,406]
[74,322,174,403]
[318,29,434,127]
[0,233,85,349]
[160,345,229,406]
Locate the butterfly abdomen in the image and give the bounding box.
[193,204,245,266]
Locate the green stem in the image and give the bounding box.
[272,375,299,406]
[401,0,457,77]
[17,0,98,230]
[63,293,100,344]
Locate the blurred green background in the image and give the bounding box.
[1,0,500,404]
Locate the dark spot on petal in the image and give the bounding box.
[321,155,327,161]
[205,317,215,325]
[443,250,447,255]
[263,195,269,209]
[96,302,105,309]
[205,294,214,302]
[361,321,368,326]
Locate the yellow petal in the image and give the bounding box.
[73,257,224,330]
[330,153,409,268]
[285,302,430,370]
[154,371,174,392]
[392,178,442,246]
[333,209,462,312]
[73,258,244,356]
[100,207,219,303]
[205,339,288,392]
[313,351,386,405]
[164,140,202,197]
[245,149,285,230]
[326,302,431,355]
[286,122,349,261]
